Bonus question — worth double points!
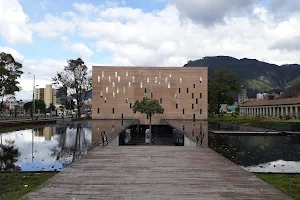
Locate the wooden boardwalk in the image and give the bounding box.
[23,146,291,200]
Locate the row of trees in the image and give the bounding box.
[0,51,91,118]
[23,100,58,113]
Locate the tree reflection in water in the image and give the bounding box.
[0,140,20,172]
[50,123,91,168]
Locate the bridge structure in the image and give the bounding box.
[22,119,291,200]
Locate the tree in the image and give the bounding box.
[35,99,46,113]
[0,52,23,111]
[65,100,75,110]
[53,58,91,118]
[235,107,240,115]
[47,103,56,112]
[132,97,164,145]
[56,86,75,110]
[23,100,46,114]
[208,68,240,117]
[23,102,31,113]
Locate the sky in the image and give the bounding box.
[1,0,300,100]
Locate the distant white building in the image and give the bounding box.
[238,89,248,105]
[6,100,24,110]
[256,93,268,100]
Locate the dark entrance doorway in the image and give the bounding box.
[119,125,183,146]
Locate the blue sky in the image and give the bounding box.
[0,0,299,100]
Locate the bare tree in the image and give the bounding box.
[281,84,300,98]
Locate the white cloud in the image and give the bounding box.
[16,58,103,100]
[72,1,119,14]
[71,3,300,66]
[113,57,133,66]
[61,36,93,59]
[0,0,32,44]
[170,0,258,25]
[15,58,67,99]
[0,46,24,62]
[267,0,300,19]
[40,0,49,10]
[97,41,158,65]
[6,0,300,101]
[23,59,66,80]
[100,7,144,21]
[31,14,75,39]
[72,2,99,13]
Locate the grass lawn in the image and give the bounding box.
[263,118,300,123]
[209,113,300,123]
[256,174,300,200]
[0,173,56,200]
[209,113,300,131]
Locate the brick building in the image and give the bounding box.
[92,66,208,124]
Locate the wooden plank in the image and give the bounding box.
[22,146,292,200]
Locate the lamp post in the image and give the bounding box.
[28,73,35,120]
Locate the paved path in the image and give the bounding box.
[22,146,291,200]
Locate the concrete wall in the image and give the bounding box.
[91,120,130,148]
[166,120,208,147]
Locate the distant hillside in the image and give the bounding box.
[184,56,300,97]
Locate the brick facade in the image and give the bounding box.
[92,66,208,124]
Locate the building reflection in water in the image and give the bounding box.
[164,120,208,147]
[0,122,93,172]
[92,120,134,148]
[34,127,57,141]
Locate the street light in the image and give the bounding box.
[28,72,35,120]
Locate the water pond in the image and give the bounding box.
[207,121,300,173]
[0,120,134,172]
[1,120,300,173]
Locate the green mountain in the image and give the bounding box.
[184,56,300,97]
